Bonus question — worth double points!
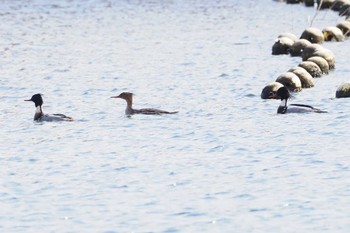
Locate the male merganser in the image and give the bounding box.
[111,92,178,115]
[25,94,73,121]
[275,87,326,114]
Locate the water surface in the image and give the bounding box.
[1,0,350,232]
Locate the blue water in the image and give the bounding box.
[1,0,350,232]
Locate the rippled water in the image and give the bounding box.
[1,0,350,232]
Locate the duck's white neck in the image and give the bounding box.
[280,99,287,107]
[34,106,44,120]
[36,106,43,114]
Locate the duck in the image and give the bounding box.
[25,94,73,121]
[274,87,326,114]
[111,92,178,115]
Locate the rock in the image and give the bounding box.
[317,0,336,9]
[336,21,350,36]
[298,61,323,78]
[286,0,302,3]
[301,44,324,57]
[300,27,325,43]
[302,44,336,69]
[307,56,330,74]
[278,33,298,42]
[260,82,283,99]
[322,26,345,41]
[288,67,314,88]
[272,36,295,55]
[338,3,350,16]
[289,39,312,56]
[336,83,350,98]
[276,72,302,92]
[304,0,315,6]
[261,82,284,99]
[331,0,349,11]
[311,49,336,70]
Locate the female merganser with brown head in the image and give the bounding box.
[275,87,326,114]
[25,94,73,121]
[111,92,178,116]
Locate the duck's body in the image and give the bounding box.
[277,101,324,114]
[275,87,326,114]
[129,107,177,115]
[38,113,73,121]
[25,94,73,121]
[111,92,178,116]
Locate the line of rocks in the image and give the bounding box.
[284,0,350,17]
[261,1,350,99]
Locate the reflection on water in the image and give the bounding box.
[1,0,349,232]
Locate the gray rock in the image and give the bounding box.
[302,44,336,69]
[288,67,314,88]
[300,27,324,44]
[298,61,323,78]
[276,72,302,92]
[317,0,335,9]
[289,39,312,57]
[336,83,350,98]
[322,26,345,41]
[336,21,350,36]
[261,82,284,99]
[307,56,330,74]
[272,37,295,55]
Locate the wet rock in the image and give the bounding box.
[317,0,335,9]
[323,26,345,41]
[289,39,312,56]
[302,44,336,69]
[298,61,323,78]
[304,0,315,6]
[288,67,314,88]
[275,72,302,92]
[286,0,303,3]
[336,21,350,36]
[307,56,330,74]
[332,0,349,11]
[278,33,298,42]
[336,83,350,98]
[311,49,336,70]
[272,37,295,55]
[338,3,350,16]
[261,82,284,99]
[300,27,325,43]
[301,44,324,55]
[272,33,297,55]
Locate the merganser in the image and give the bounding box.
[275,87,326,114]
[111,92,178,115]
[25,94,73,121]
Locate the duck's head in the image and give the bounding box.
[276,86,290,101]
[25,93,43,107]
[111,92,133,101]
